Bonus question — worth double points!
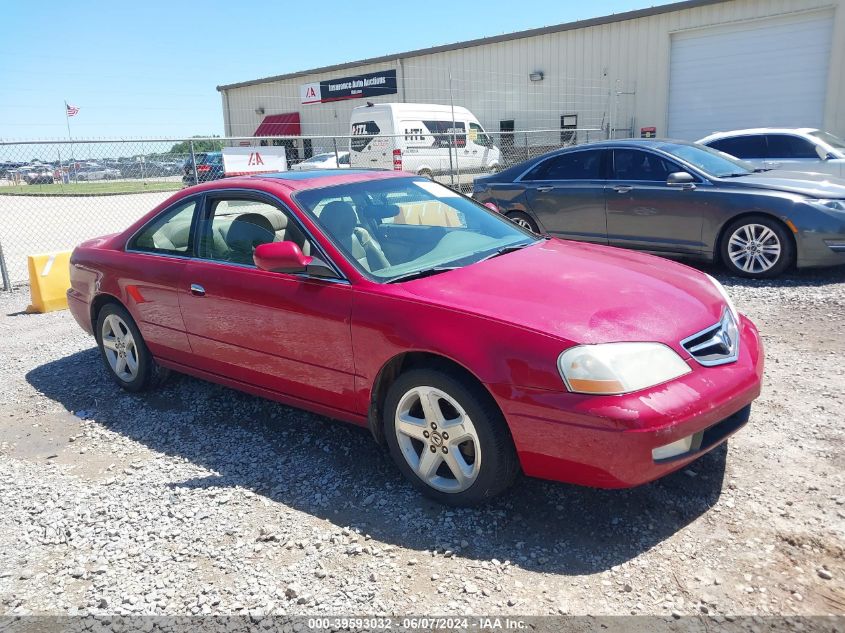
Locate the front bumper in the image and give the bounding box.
[490,315,764,488]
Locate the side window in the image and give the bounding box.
[708,135,766,159]
[522,150,604,181]
[130,199,197,255]
[469,123,493,148]
[200,198,310,266]
[765,135,818,159]
[611,149,677,182]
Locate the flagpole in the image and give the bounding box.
[65,101,76,182]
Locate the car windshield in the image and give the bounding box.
[657,142,755,178]
[304,153,334,163]
[295,177,537,282]
[809,130,845,151]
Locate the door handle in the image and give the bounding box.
[190,283,205,297]
[536,186,554,193]
[613,185,633,193]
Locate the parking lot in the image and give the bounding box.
[0,264,842,617]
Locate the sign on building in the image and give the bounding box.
[222,147,287,176]
[301,69,397,105]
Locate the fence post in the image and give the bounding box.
[525,132,529,161]
[0,237,11,291]
[189,140,199,184]
[333,137,339,166]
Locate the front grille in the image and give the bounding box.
[681,309,740,367]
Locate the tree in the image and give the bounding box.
[168,136,224,155]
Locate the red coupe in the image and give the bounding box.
[68,169,764,505]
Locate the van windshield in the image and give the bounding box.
[294,177,537,282]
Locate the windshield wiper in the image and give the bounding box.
[721,172,751,178]
[385,267,459,284]
[754,168,773,173]
[479,241,535,262]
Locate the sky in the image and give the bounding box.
[0,1,674,141]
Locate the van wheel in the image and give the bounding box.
[418,169,433,180]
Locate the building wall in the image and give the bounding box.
[220,0,844,144]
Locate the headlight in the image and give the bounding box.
[809,198,845,211]
[558,342,691,395]
[705,274,739,321]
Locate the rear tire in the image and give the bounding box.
[720,215,793,278]
[95,303,169,392]
[383,367,519,506]
[506,211,539,234]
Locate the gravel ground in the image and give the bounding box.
[0,265,843,618]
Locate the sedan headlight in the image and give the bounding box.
[558,342,691,395]
[809,198,845,212]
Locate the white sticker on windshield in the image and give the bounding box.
[413,181,460,198]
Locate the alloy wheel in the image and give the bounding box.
[101,314,139,382]
[727,223,782,274]
[394,386,481,493]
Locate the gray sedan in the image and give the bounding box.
[472,139,845,278]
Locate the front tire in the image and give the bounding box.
[95,303,168,392]
[506,211,539,234]
[721,215,793,278]
[383,368,519,506]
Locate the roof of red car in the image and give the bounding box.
[201,169,408,193]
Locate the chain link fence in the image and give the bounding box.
[0,127,607,288]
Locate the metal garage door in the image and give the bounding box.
[668,11,833,140]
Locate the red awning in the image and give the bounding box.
[254,112,301,137]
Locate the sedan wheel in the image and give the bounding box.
[506,211,539,234]
[394,386,481,493]
[96,303,169,392]
[101,314,139,382]
[384,367,519,505]
[721,216,793,278]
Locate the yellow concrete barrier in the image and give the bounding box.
[26,251,71,313]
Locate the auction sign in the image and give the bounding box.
[222,147,287,176]
[301,69,398,105]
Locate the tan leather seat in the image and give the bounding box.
[319,201,389,272]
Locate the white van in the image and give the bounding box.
[349,103,501,183]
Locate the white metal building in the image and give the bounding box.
[218,0,845,150]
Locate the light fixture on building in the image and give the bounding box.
[529,71,544,82]
[255,107,265,115]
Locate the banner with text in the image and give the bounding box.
[301,69,398,105]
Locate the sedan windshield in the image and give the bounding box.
[295,177,537,282]
[809,130,845,151]
[658,142,755,178]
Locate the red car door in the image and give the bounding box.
[177,194,357,415]
[120,196,199,362]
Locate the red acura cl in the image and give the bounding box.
[68,169,763,505]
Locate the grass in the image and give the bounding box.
[0,181,182,196]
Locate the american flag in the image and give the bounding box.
[65,103,80,117]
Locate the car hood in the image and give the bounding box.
[721,170,845,198]
[398,239,727,352]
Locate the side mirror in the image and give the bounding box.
[815,144,832,161]
[254,241,338,278]
[667,171,696,189]
[254,241,311,273]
